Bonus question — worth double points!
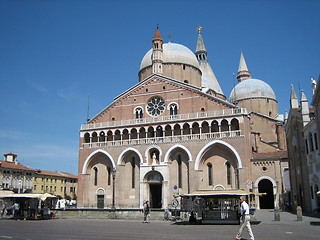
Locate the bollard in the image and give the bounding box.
[274,206,280,221]
[296,206,303,221]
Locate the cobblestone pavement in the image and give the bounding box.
[0,210,319,240]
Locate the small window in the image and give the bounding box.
[135,107,143,119]
[94,167,98,186]
[169,103,178,116]
[183,64,186,70]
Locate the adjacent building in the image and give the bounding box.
[285,79,320,213]
[33,170,77,200]
[0,153,35,193]
[0,153,78,202]
[77,27,288,210]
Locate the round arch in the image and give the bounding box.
[194,140,242,170]
[117,147,143,165]
[82,149,116,174]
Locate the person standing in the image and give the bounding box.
[143,200,150,223]
[13,202,20,220]
[234,196,254,240]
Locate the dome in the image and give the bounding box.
[229,78,276,103]
[140,42,200,70]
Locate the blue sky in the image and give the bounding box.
[0,0,319,175]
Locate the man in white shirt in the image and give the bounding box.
[234,196,254,240]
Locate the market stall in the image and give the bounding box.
[0,193,57,220]
[181,189,253,224]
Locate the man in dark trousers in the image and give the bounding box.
[143,200,150,223]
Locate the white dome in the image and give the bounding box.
[140,42,200,70]
[229,78,276,102]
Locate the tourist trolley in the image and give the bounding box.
[181,189,252,224]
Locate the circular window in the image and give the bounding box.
[147,97,165,116]
[262,166,267,172]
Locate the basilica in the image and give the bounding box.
[77,27,288,210]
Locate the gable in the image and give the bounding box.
[90,75,235,124]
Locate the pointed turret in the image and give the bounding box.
[195,26,224,98]
[290,84,299,109]
[152,27,163,75]
[196,26,207,60]
[300,90,310,126]
[236,52,251,82]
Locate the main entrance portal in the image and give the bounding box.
[145,171,163,209]
[150,184,162,208]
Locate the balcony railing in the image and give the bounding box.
[80,108,247,131]
[81,130,242,149]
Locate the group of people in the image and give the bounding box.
[0,202,20,220]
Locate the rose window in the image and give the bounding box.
[147,97,165,116]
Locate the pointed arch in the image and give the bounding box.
[194,140,242,170]
[117,147,143,165]
[164,144,192,163]
[82,149,116,174]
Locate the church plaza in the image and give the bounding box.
[0,210,319,240]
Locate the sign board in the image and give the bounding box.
[247,180,253,189]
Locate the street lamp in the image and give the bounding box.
[111,168,116,209]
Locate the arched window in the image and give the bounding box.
[84,132,90,143]
[135,107,143,120]
[93,167,98,186]
[169,103,178,116]
[211,121,219,132]
[221,119,229,132]
[99,131,105,142]
[226,162,231,185]
[92,132,98,142]
[174,124,181,136]
[231,119,240,131]
[202,121,210,133]
[131,157,135,189]
[207,163,213,186]
[178,155,182,188]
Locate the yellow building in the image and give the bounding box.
[34,170,77,200]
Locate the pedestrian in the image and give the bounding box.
[1,202,6,218]
[13,202,20,220]
[143,200,150,223]
[234,196,254,240]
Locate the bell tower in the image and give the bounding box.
[152,27,163,75]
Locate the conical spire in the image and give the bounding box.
[195,26,224,97]
[196,26,207,54]
[238,52,248,72]
[153,26,162,40]
[236,52,251,82]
